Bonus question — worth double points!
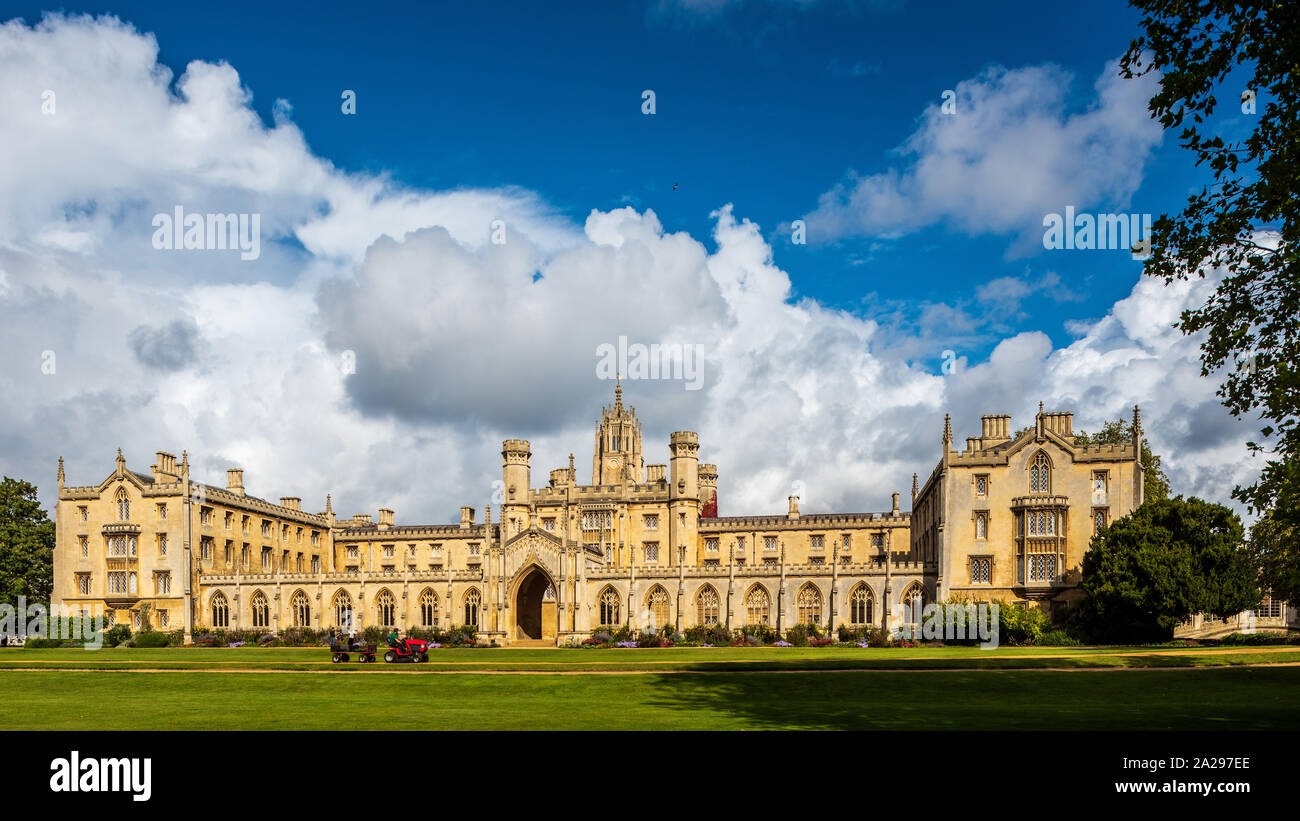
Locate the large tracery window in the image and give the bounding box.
[291,590,310,628]
[797,584,822,625]
[419,589,439,627]
[696,585,720,626]
[1029,451,1052,494]
[646,586,670,630]
[463,588,481,628]
[598,587,621,626]
[849,584,874,625]
[745,585,770,626]
[900,582,926,623]
[211,591,229,628]
[250,590,270,629]
[333,590,353,629]
[375,589,396,628]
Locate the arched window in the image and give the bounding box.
[850,583,874,626]
[333,590,353,629]
[211,591,229,628]
[250,590,269,629]
[463,589,481,628]
[646,586,670,630]
[419,589,439,627]
[598,587,621,626]
[115,488,130,521]
[745,585,770,626]
[375,589,396,628]
[291,590,310,628]
[696,585,720,626]
[797,584,822,625]
[1029,452,1052,494]
[901,582,926,623]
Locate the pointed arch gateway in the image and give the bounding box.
[511,563,556,641]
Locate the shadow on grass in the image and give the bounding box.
[642,667,1300,731]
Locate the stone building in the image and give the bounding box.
[52,386,1150,645]
[912,404,1146,620]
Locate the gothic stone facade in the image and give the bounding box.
[52,387,1143,645]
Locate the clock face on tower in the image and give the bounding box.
[605,456,622,474]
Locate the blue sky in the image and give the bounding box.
[8,0,1189,358]
[0,3,1264,520]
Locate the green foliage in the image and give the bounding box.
[928,598,1000,645]
[1078,496,1259,642]
[1036,629,1082,647]
[1247,466,1300,605]
[134,631,170,648]
[0,477,55,607]
[1121,2,1300,587]
[997,600,1053,645]
[104,624,132,647]
[1074,420,1171,502]
[784,623,815,646]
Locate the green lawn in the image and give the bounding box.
[1,644,1298,672]
[0,666,1296,730]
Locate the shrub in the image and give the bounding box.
[784,623,811,646]
[740,623,777,644]
[134,632,170,648]
[998,600,1053,645]
[1036,629,1081,647]
[636,631,668,648]
[22,638,66,649]
[104,624,132,647]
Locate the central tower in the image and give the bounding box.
[592,379,643,485]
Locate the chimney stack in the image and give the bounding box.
[152,451,178,482]
[788,495,800,519]
[891,492,900,515]
[280,497,301,511]
[227,468,244,496]
[460,506,475,529]
[378,508,394,528]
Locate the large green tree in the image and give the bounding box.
[0,477,55,606]
[1077,496,1257,642]
[1121,1,1300,602]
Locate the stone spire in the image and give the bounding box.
[942,414,952,446]
[57,457,65,488]
[325,493,333,514]
[911,472,918,501]
[614,374,624,413]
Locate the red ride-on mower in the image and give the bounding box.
[384,639,431,663]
